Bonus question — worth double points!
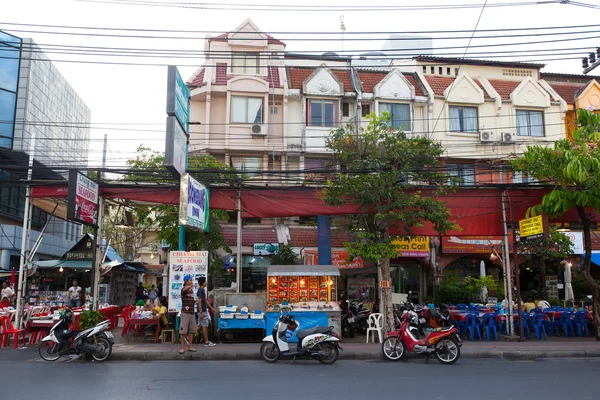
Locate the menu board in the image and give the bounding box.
[545,275,558,300]
[168,251,208,313]
[267,275,337,304]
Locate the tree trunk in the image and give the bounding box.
[540,259,546,298]
[576,205,600,341]
[380,256,394,333]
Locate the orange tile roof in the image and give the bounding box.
[287,67,351,91]
[189,68,205,87]
[486,79,521,101]
[544,81,588,104]
[424,76,492,99]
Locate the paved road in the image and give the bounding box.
[3,357,598,400]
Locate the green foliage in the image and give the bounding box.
[79,310,105,329]
[518,225,574,261]
[436,276,500,304]
[572,273,592,300]
[269,243,298,265]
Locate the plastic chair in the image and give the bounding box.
[572,312,589,337]
[464,314,482,341]
[366,313,383,343]
[530,315,547,340]
[515,314,531,339]
[481,313,498,341]
[557,312,574,338]
[0,316,26,349]
[457,304,467,310]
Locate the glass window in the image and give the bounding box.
[516,110,544,137]
[307,100,337,127]
[231,97,263,124]
[0,32,21,93]
[231,52,260,74]
[449,106,478,133]
[446,163,475,186]
[231,156,262,172]
[379,103,411,130]
[0,90,17,149]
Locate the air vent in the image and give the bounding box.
[479,131,494,143]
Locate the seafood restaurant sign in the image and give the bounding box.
[168,251,208,313]
[179,173,210,232]
[67,170,99,226]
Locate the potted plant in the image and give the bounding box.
[79,310,105,329]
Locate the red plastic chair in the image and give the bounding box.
[115,306,133,332]
[0,316,26,348]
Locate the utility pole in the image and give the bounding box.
[582,48,600,74]
[90,134,107,311]
[236,185,242,293]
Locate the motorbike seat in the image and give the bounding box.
[296,326,333,340]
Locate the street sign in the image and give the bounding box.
[178,173,210,232]
[166,66,190,132]
[519,215,548,241]
[165,116,188,177]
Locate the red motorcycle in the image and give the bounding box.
[382,303,462,365]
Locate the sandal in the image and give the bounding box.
[178,349,185,354]
[188,348,197,352]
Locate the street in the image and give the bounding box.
[2,357,598,400]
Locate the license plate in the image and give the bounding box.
[348,317,355,323]
[105,331,114,339]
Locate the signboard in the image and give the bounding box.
[168,251,208,313]
[254,243,279,255]
[380,280,393,289]
[442,235,512,254]
[519,215,547,241]
[166,65,190,132]
[561,231,584,254]
[65,251,93,260]
[165,116,188,177]
[67,170,99,226]
[303,249,364,269]
[391,236,430,258]
[487,297,498,306]
[0,31,22,150]
[178,173,210,232]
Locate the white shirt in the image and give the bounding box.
[1,286,14,302]
[537,300,551,310]
[68,286,82,299]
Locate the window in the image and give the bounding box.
[304,157,329,182]
[449,106,478,133]
[231,97,263,124]
[342,102,350,117]
[307,100,337,127]
[231,52,259,74]
[379,103,411,130]
[516,110,544,137]
[446,163,475,186]
[512,171,536,185]
[447,67,451,76]
[361,104,371,117]
[230,156,262,173]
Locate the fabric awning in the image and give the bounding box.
[267,265,340,277]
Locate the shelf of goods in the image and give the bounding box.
[265,265,341,342]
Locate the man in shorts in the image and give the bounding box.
[179,275,197,354]
[197,277,216,347]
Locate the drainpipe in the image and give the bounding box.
[347,59,361,128]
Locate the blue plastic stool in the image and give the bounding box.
[530,315,547,340]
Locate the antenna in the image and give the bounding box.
[340,15,346,54]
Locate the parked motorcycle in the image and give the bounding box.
[260,313,342,364]
[349,300,370,334]
[38,308,114,362]
[341,310,356,338]
[382,303,461,365]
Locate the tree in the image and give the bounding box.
[323,114,458,332]
[512,108,600,340]
[270,244,298,265]
[124,146,233,275]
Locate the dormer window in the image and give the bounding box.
[231,51,260,74]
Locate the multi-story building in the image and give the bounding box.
[0,36,90,271]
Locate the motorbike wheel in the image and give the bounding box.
[434,337,460,365]
[38,340,61,361]
[260,342,280,363]
[382,337,405,361]
[317,342,339,365]
[91,337,112,362]
[357,319,368,334]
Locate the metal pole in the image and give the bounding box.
[91,134,107,310]
[236,188,242,293]
[15,131,35,329]
[509,198,524,342]
[501,190,514,336]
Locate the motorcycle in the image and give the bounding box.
[260,313,342,364]
[38,308,115,362]
[349,300,370,334]
[382,303,462,365]
[341,309,356,338]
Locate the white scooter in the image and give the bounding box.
[38,308,114,362]
[260,313,341,364]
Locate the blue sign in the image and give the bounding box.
[0,31,22,150]
[166,66,190,132]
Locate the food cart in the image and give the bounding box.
[265,265,341,342]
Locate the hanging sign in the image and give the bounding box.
[67,170,99,227]
[165,116,187,177]
[392,236,430,257]
[166,65,190,132]
[519,215,548,241]
[168,251,208,313]
[254,243,279,255]
[179,173,210,232]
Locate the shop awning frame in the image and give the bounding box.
[267,265,340,277]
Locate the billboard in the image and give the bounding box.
[304,249,365,269]
[391,236,430,258]
[0,31,22,150]
[67,170,99,226]
[168,251,208,313]
[166,66,190,132]
[442,235,513,254]
[165,116,187,177]
[178,173,210,232]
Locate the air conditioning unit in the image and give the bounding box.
[501,132,516,143]
[251,124,267,136]
[479,131,494,143]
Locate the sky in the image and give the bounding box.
[2,0,600,169]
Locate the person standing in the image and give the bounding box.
[148,284,158,305]
[67,280,82,308]
[179,275,197,354]
[0,281,15,308]
[197,277,216,347]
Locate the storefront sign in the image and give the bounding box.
[165,116,188,177]
[392,236,429,258]
[442,235,511,254]
[65,251,93,260]
[519,215,547,241]
[303,249,364,269]
[178,173,210,232]
[67,170,99,227]
[166,66,190,132]
[254,243,279,255]
[561,231,584,254]
[380,280,393,289]
[168,251,208,313]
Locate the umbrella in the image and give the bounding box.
[10,267,15,287]
[564,263,574,303]
[480,260,488,302]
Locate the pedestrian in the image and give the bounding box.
[0,281,15,308]
[135,283,145,302]
[196,276,216,347]
[67,280,82,308]
[149,284,158,303]
[136,295,149,308]
[179,275,197,354]
[536,299,551,310]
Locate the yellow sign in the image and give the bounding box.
[392,236,430,257]
[519,215,544,240]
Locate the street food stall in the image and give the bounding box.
[265,265,341,341]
